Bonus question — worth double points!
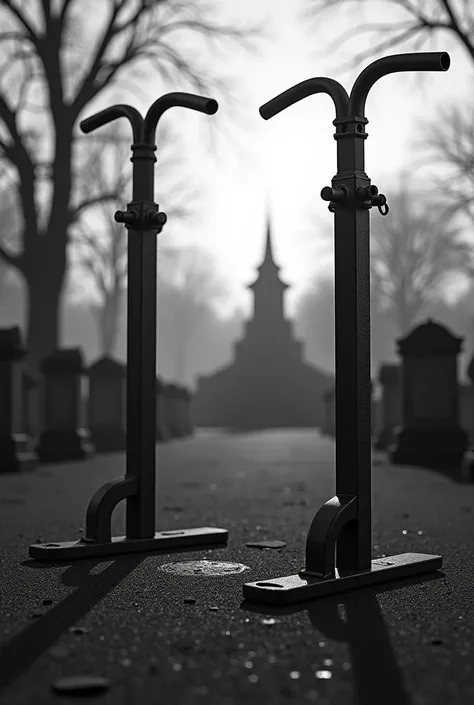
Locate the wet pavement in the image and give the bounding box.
[0,429,473,704]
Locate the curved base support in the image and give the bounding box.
[29,526,229,561]
[85,476,138,543]
[300,494,357,578]
[243,552,442,605]
[30,474,229,561]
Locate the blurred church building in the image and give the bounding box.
[192,217,334,429]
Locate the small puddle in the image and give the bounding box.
[159,560,250,576]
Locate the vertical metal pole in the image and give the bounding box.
[332,119,372,571]
[125,145,158,539]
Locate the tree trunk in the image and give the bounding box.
[96,293,121,358]
[25,245,67,369]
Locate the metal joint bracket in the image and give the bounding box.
[321,185,349,212]
[115,201,167,231]
[371,192,389,216]
[333,115,368,140]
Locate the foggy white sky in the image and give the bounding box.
[81,0,474,318]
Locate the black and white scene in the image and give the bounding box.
[0,1,473,703]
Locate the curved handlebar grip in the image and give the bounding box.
[80,104,143,143]
[144,92,218,144]
[259,78,349,122]
[349,52,450,117]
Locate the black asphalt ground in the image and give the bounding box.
[0,429,473,705]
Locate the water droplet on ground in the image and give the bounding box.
[51,675,109,695]
[69,626,88,635]
[262,618,278,625]
[245,540,286,550]
[184,597,196,605]
[149,658,159,673]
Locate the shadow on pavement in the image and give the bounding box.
[241,570,445,705]
[0,542,225,697]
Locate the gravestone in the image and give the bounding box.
[37,348,94,462]
[373,364,401,451]
[321,386,335,437]
[156,376,170,442]
[459,356,474,481]
[87,356,126,452]
[459,382,473,444]
[0,326,38,472]
[22,366,40,444]
[389,319,468,472]
[163,383,184,438]
[370,380,379,438]
[174,385,188,437]
[182,387,194,436]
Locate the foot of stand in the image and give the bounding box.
[243,552,442,605]
[29,526,228,561]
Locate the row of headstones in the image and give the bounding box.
[320,319,473,480]
[0,326,194,473]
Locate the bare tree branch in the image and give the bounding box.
[2,1,40,43]
[370,174,471,333]
[306,0,474,71]
[0,240,22,268]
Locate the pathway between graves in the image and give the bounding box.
[0,429,473,705]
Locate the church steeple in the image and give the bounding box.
[256,215,283,276]
[248,213,288,324]
[263,217,274,264]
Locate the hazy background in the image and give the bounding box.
[1,0,474,388]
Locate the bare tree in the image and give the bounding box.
[417,102,474,242]
[305,1,474,72]
[158,245,228,383]
[0,0,259,365]
[370,174,472,334]
[69,123,193,357]
[0,180,21,295]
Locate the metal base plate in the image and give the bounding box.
[29,526,228,561]
[243,552,442,605]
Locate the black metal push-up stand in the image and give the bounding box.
[30,93,228,560]
[244,53,450,604]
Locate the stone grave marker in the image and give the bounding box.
[389,319,468,473]
[373,364,401,451]
[0,326,38,472]
[37,348,94,462]
[87,356,126,452]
